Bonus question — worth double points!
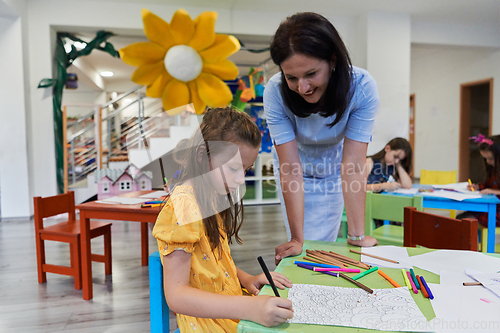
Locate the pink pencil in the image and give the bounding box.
[406,271,418,294]
[313,267,361,273]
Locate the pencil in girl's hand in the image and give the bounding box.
[468,179,474,192]
[378,269,401,288]
[257,256,280,297]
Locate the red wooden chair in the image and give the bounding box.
[33,191,112,291]
[403,207,478,251]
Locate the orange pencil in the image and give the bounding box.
[416,275,429,298]
[141,203,161,208]
[378,269,401,288]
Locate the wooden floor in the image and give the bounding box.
[0,204,288,332]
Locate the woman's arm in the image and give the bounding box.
[274,139,304,262]
[162,250,293,327]
[342,138,378,247]
[395,162,412,188]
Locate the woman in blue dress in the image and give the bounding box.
[264,12,380,262]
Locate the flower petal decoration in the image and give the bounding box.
[120,8,240,114]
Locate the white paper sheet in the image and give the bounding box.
[406,250,500,275]
[360,246,413,269]
[420,190,482,201]
[439,270,477,288]
[139,190,168,198]
[428,283,500,333]
[432,182,470,193]
[287,284,430,331]
[391,188,420,195]
[96,196,149,205]
[465,268,500,300]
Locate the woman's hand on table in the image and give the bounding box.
[275,239,303,265]
[347,235,378,247]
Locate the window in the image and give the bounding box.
[102,182,110,193]
[140,179,147,190]
[120,181,131,191]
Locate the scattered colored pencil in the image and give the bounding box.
[416,275,429,298]
[463,282,483,286]
[402,269,412,291]
[144,200,163,204]
[349,249,399,264]
[141,203,161,208]
[296,263,339,277]
[409,268,421,289]
[293,261,339,268]
[378,269,401,288]
[339,273,373,294]
[420,276,434,300]
[352,266,379,281]
[406,271,418,294]
[313,267,361,273]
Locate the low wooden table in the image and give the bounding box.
[76,191,163,300]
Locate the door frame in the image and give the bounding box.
[458,78,493,182]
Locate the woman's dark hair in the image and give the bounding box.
[270,12,353,128]
[369,137,413,180]
[171,107,261,256]
[479,135,500,180]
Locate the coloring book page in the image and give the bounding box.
[287,284,431,332]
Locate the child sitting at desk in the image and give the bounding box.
[461,134,500,227]
[365,137,413,193]
[152,107,294,332]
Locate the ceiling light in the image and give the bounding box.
[100,71,114,77]
[123,98,134,104]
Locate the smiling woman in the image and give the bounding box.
[119,9,241,115]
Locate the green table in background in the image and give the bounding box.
[237,240,441,333]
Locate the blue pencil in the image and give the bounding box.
[294,261,340,268]
[296,263,339,277]
[409,268,421,289]
[419,276,434,300]
[145,200,163,204]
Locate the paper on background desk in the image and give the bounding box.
[420,190,482,201]
[288,284,430,331]
[139,190,168,199]
[431,182,470,192]
[391,188,420,195]
[428,283,500,333]
[95,196,149,205]
[360,246,413,269]
[406,250,500,275]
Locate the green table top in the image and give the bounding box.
[237,240,497,333]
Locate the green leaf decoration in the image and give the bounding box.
[38,78,56,88]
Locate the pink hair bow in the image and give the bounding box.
[469,134,494,145]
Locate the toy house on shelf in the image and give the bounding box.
[95,164,153,199]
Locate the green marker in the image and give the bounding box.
[352,266,378,280]
[164,177,168,184]
[409,268,420,289]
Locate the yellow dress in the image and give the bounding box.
[152,185,243,333]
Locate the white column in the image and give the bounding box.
[365,12,411,154]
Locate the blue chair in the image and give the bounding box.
[150,251,180,333]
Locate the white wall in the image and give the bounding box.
[410,44,500,178]
[0,14,31,218]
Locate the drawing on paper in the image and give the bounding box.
[287,284,429,332]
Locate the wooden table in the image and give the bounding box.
[76,191,162,300]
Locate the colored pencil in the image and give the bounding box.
[306,250,348,267]
[416,275,429,298]
[419,276,434,300]
[339,273,373,294]
[296,263,339,277]
[468,179,474,192]
[141,203,161,208]
[352,266,379,280]
[294,261,339,268]
[144,200,163,204]
[257,256,280,297]
[313,267,361,273]
[323,250,371,269]
[406,271,418,294]
[409,268,421,289]
[378,269,401,288]
[349,249,399,264]
[463,282,483,286]
[402,269,412,291]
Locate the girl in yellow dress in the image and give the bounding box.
[152,107,294,332]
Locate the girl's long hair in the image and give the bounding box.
[171,107,261,256]
[369,137,412,180]
[270,12,353,128]
[479,135,500,181]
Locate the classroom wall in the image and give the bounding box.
[2,0,499,218]
[410,44,500,178]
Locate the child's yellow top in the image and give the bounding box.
[152,185,243,333]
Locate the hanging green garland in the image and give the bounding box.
[38,31,120,193]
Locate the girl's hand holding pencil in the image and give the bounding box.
[245,295,294,327]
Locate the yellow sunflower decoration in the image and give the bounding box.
[119,9,240,115]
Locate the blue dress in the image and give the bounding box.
[367,159,394,186]
[264,67,379,242]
